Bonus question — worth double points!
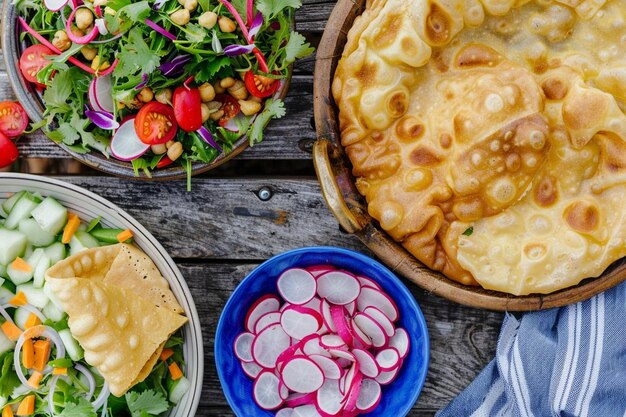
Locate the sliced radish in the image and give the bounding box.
[329,306,353,346]
[302,296,322,312]
[254,311,281,334]
[253,371,284,410]
[233,332,255,363]
[316,379,345,416]
[338,373,347,396]
[293,405,322,417]
[316,271,361,305]
[308,354,343,380]
[281,356,324,394]
[375,366,400,385]
[241,361,263,378]
[363,306,395,337]
[43,0,69,11]
[321,299,337,333]
[356,287,399,322]
[352,313,388,348]
[277,268,317,305]
[320,335,346,349]
[345,301,356,316]
[375,347,401,372]
[328,349,355,362]
[281,306,323,340]
[278,381,290,401]
[357,276,382,290]
[306,265,335,278]
[245,294,281,333]
[349,319,372,349]
[286,392,317,408]
[342,370,363,413]
[352,348,380,379]
[303,337,332,358]
[336,357,353,369]
[389,327,410,359]
[252,323,291,369]
[276,408,295,417]
[110,117,150,161]
[356,379,382,412]
[89,74,114,113]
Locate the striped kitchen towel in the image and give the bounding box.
[436,281,626,417]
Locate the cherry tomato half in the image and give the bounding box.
[19,44,54,86]
[0,102,29,138]
[215,95,241,127]
[172,87,202,132]
[0,132,19,168]
[134,102,178,145]
[244,71,280,98]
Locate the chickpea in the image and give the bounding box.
[70,26,84,38]
[198,82,216,102]
[81,46,97,61]
[52,30,71,52]
[209,110,224,121]
[201,103,211,123]
[165,140,176,149]
[151,144,167,155]
[182,0,197,11]
[206,101,222,112]
[249,95,262,103]
[228,80,248,100]
[213,81,226,94]
[75,8,94,30]
[220,77,236,89]
[137,87,154,103]
[155,88,172,104]
[239,99,262,116]
[218,16,236,32]
[198,11,218,29]
[90,55,110,71]
[167,142,183,161]
[170,9,190,25]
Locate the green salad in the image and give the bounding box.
[0,191,188,416]
[13,0,313,177]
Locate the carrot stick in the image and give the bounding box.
[116,229,133,243]
[52,367,67,375]
[27,371,43,389]
[160,348,174,361]
[168,362,183,380]
[10,258,32,273]
[62,213,80,244]
[2,405,14,417]
[33,339,51,372]
[16,395,35,416]
[1,321,23,341]
[9,291,28,306]
[24,313,41,329]
[22,339,34,369]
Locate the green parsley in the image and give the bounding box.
[126,389,170,417]
[463,226,474,236]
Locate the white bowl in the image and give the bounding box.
[0,173,203,416]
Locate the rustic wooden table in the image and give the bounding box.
[0,0,506,415]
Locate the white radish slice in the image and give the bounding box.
[353,313,389,348]
[345,301,356,316]
[241,361,263,378]
[252,323,291,368]
[292,405,322,417]
[286,392,317,408]
[343,370,363,413]
[276,408,294,417]
[328,349,355,362]
[356,379,382,412]
[316,271,361,305]
[233,332,255,363]
[110,117,150,161]
[281,356,324,394]
[375,366,401,385]
[281,306,323,340]
[349,319,372,349]
[277,268,317,305]
[302,296,322,312]
[357,276,382,290]
[356,287,399,322]
[309,354,343,380]
[320,335,346,349]
[375,347,401,372]
[352,348,380,378]
[253,371,284,410]
[306,265,335,278]
[321,299,337,333]
[254,311,281,334]
[43,0,69,11]
[316,379,345,416]
[363,306,395,337]
[338,373,347,396]
[278,381,290,401]
[329,306,353,346]
[245,294,281,333]
[342,362,360,395]
[389,327,410,359]
[89,74,115,113]
[303,337,332,358]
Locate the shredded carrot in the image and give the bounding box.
[61,213,80,244]
[1,321,23,341]
[33,339,51,372]
[22,339,34,369]
[10,258,32,273]
[15,395,35,416]
[160,348,174,361]
[168,362,183,380]
[2,405,14,417]
[27,371,43,389]
[24,313,41,329]
[9,291,28,306]
[116,229,133,243]
[52,367,67,375]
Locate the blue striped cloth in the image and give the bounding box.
[436,281,626,417]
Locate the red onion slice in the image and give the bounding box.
[144,18,176,40]
[197,126,223,153]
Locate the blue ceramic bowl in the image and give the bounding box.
[215,247,430,416]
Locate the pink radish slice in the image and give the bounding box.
[375,347,401,372]
[345,301,356,316]
[253,371,284,410]
[316,271,361,305]
[356,378,382,412]
[342,370,363,413]
[352,348,380,378]
[254,311,281,334]
[356,287,399,322]
[281,306,323,340]
[375,366,400,385]
[281,356,325,394]
[233,332,255,363]
[329,306,353,346]
[241,361,262,378]
[303,296,322,312]
[110,117,150,161]
[328,349,355,362]
[286,392,317,408]
[336,357,353,369]
[89,74,114,113]
[43,0,69,11]
[352,313,388,348]
[357,276,382,290]
[316,379,345,416]
[306,265,335,278]
[276,408,294,417]
[252,323,291,368]
[363,306,395,337]
[293,405,322,417]
[309,354,342,380]
[277,268,317,305]
[303,337,332,358]
[349,319,372,349]
[321,299,337,333]
[338,373,347,396]
[389,328,410,359]
[278,381,290,401]
[342,362,361,398]
[320,335,346,349]
[245,294,281,333]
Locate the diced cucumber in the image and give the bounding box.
[1,191,25,215]
[4,193,39,230]
[43,301,66,322]
[78,223,87,232]
[27,248,45,267]
[44,242,66,265]
[7,260,34,285]
[14,307,31,330]
[18,218,56,247]
[43,282,63,310]
[69,232,99,255]
[0,396,7,410]
[90,227,126,244]
[0,331,15,357]
[16,283,49,309]
[0,264,6,279]
[0,287,14,304]
[0,228,27,265]
[33,253,50,289]
[31,197,68,235]
[59,329,84,361]
[169,376,190,404]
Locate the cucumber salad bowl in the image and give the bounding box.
[1,0,313,180]
[0,173,203,417]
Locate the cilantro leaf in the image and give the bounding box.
[0,352,20,398]
[118,0,150,22]
[114,28,161,78]
[462,227,474,236]
[125,389,170,417]
[247,99,286,145]
[283,31,315,67]
[57,397,97,417]
[42,69,73,114]
[256,0,301,19]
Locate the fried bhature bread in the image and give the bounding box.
[333,0,626,294]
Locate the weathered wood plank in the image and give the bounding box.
[183,263,503,416]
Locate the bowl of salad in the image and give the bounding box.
[0,173,203,416]
[1,0,313,180]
